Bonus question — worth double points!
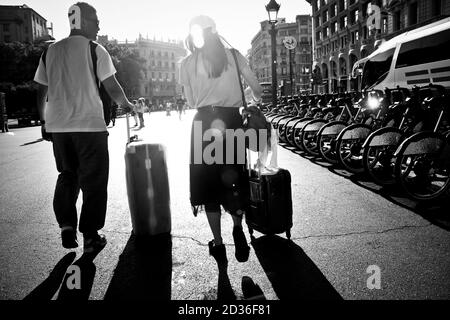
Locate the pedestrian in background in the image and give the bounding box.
[34,2,134,253]
[180,15,262,266]
[166,100,172,116]
[137,97,145,128]
[132,100,139,127]
[0,92,8,133]
[176,95,185,120]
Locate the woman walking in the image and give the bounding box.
[180,15,262,266]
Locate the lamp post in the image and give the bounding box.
[266,0,280,109]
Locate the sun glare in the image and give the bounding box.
[190,24,205,49]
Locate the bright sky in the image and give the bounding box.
[5,0,312,53]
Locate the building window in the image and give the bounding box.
[351,31,359,44]
[393,11,401,31]
[3,24,10,32]
[382,18,388,34]
[323,10,328,23]
[323,27,328,39]
[350,10,358,24]
[432,0,442,16]
[330,4,336,17]
[340,16,348,29]
[408,2,418,26]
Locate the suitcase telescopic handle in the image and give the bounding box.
[126,112,130,143]
[126,111,138,144]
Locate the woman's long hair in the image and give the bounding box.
[185,27,228,79]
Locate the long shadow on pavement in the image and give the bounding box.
[251,235,342,300]
[216,264,237,300]
[104,233,172,300]
[23,252,76,300]
[20,138,44,146]
[57,252,98,300]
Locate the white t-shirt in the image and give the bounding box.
[179,48,247,109]
[34,35,116,132]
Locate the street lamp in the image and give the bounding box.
[266,0,280,109]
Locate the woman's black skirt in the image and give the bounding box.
[190,106,249,216]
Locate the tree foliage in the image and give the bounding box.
[0,39,146,114]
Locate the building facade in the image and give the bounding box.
[307,0,450,93]
[134,37,186,106]
[249,15,313,96]
[100,35,186,106]
[0,5,52,43]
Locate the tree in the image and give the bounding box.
[103,43,146,99]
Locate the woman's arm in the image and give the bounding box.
[236,51,262,102]
[180,59,195,107]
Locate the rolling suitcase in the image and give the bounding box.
[245,160,293,239]
[124,113,171,236]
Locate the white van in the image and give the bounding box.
[354,17,450,91]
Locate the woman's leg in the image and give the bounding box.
[231,212,243,229]
[205,204,222,245]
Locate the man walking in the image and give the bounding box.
[34,2,134,254]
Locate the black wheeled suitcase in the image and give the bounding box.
[245,167,293,239]
[124,114,171,236]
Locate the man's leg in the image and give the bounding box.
[52,133,81,248]
[74,132,109,252]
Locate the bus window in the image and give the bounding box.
[395,29,450,68]
[361,48,395,89]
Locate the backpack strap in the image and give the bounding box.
[42,48,48,68]
[230,48,247,110]
[89,40,100,89]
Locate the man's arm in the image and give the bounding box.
[102,74,134,112]
[35,83,52,141]
[36,83,48,121]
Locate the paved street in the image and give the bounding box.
[0,109,449,300]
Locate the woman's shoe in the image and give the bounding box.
[233,227,250,262]
[208,240,228,266]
